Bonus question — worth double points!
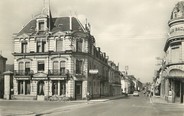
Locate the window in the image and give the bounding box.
[52,81,58,95]
[25,62,30,75]
[56,39,63,51]
[171,46,180,63]
[38,61,44,71]
[18,62,24,75]
[39,21,44,31]
[76,39,82,52]
[60,61,65,75]
[53,61,59,74]
[25,81,30,94]
[76,60,82,74]
[37,41,46,52]
[21,42,27,53]
[18,80,23,94]
[60,81,66,95]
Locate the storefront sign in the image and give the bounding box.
[89,69,98,74]
[170,24,184,36]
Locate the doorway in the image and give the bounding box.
[75,81,82,100]
[37,81,44,95]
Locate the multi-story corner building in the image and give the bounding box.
[162,1,184,103]
[0,55,7,98]
[12,6,121,100]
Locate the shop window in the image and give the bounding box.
[25,81,30,95]
[52,81,58,95]
[60,80,66,95]
[18,80,23,94]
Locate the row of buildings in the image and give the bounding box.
[121,74,142,94]
[153,1,184,104]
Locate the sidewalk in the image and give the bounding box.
[150,96,167,104]
[150,96,184,106]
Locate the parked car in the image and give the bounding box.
[133,91,139,96]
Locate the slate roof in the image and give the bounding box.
[17,17,85,36]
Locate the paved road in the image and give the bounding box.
[41,94,184,116]
[0,100,78,116]
[0,94,184,116]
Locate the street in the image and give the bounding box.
[39,93,184,116]
[1,93,184,116]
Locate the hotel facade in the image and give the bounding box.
[12,7,121,100]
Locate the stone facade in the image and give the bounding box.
[161,1,184,103]
[12,7,121,100]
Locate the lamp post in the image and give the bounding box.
[125,66,129,76]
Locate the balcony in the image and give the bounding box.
[14,70,34,76]
[48,69,69,76]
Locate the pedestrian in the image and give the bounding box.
[86,91,90,102]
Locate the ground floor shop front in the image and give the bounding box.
[12,73,115,100]
[161,65,184,104]
[13,73,88,100]
[160,78,184,103]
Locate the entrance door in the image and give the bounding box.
[75,81,82,100]
[37,81,44,95]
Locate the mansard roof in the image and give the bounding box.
[17,17,85,36]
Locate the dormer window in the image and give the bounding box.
[36,18,47,32]
[39,21,44,31]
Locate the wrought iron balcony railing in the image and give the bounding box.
[48,69,69,76]
[14,70,34,76]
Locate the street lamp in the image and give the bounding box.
[125,66,129,75]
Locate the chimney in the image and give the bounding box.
[69,16,72,30]
[97,47,100,52]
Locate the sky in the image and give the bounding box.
[0,0,180,82]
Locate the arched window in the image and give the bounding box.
[60,61,65,75]
[53,61,59,74]
[18,62,24,75]
[25,62,30,75]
